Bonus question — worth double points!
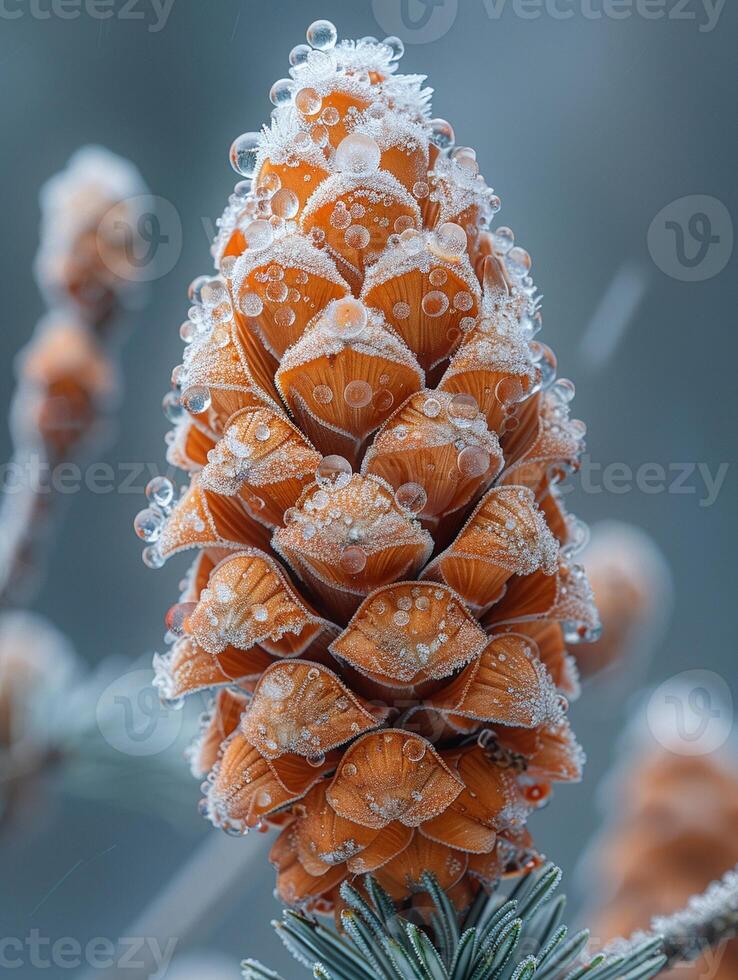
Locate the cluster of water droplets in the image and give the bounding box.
[134,476,178,569]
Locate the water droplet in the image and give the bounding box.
[454,148,479,176]
[239,292,264,317]
[306,19,337,50]
[321,107,340,128]
[316,455,352,490]
[552,378,576,404]
[448,393,478,428]
[270,187,299,219]
[134,507,164,543]
[146,476,174,509]
[344,380,372,408]
[383,35,404,60]
[422,397,442,419]
[179,320,197,343]
[289,43,311,67]
[254,422,271,443]
[506,246,532,279]
[345,225,370,249]
[269,78,294,106]
[342,762,357,778]
[243,219,274,252]
[340,545,367,575]
[188,275,209,303]
[335,133,381,176]
[422,290,450,318]
[413,180,430,199]
[162,391,184,423]
[435,222,467,259]
[373,389,394,412]
[457,446,491,478]
[495,376,526,407]
[142,545,165,569]
[393,610,410,627]
[274,306,295,327]
[394,482,427,515]
[330,298,368,340]
[182,386,212,415]
[429,268,448,287]
[313,384,333,405]
[402,738,426,762]
[393,301,411,320]
[430,118,455,150]
[454,291,474,311]
[295,87,322,116]
[266,280,288,303]
[165,601,196,635]
[492,226,515,255]
[230,132,260,177]
[251,604,269,623]
[399,228,423,255]
[307,751,327,767]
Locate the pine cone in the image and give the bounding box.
[595,749,738,979]
[138,21,599,913]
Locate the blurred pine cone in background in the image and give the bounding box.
[594,748,738,978]
[575,521,671,680]
[139,21,601,912]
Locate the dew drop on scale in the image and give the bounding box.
[457,445,491,478]
[162,390,184,423]
[394,483,427,516]
[312,384,333,405]
[344,380,372,408]
[269,78,294,107]
[335,134,381,177]
[316,455,352,490]
[146,476,174,509]
[448,393,478,428]
[340,545,367,575]
[492,226,515,255]
[295,88,322,116]
[230,132,260,178]
[429,118,455,150]
[243,219,274,252]
[402,738,426,763]
[142,545,165,569]
[182,386,212,415]
[270,188,299,219]
[165,601,197,636]
[289,43,311,67]
[331,297,368,339]
[383,35,404,61]
[306,19,337,51]
[506,246,532,279]
[134,507,164,543]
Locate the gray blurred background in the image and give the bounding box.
[0,0,736,975]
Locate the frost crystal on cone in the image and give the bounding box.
[139,21,600,913]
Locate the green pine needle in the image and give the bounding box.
[243,864,671,980]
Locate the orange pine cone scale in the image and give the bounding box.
[137,21,600,914]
